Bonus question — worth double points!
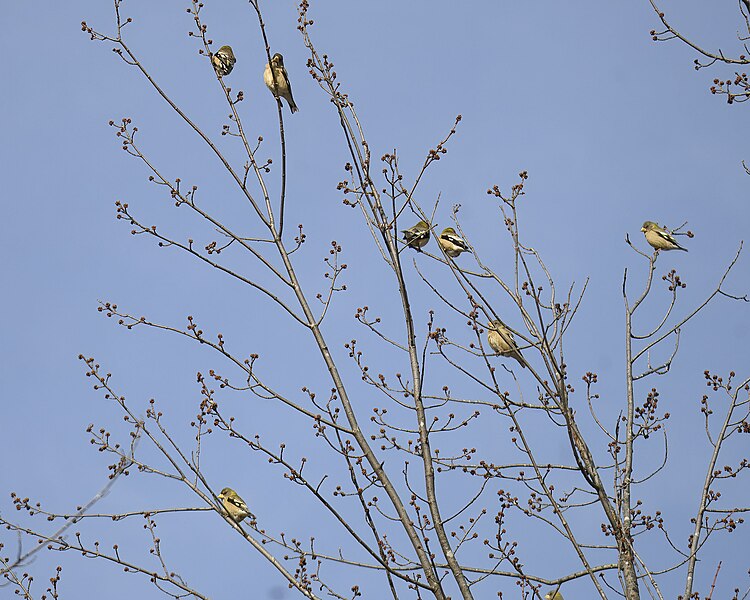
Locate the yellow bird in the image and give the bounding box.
[401,221,431,251]
[264,53,298,113]
[218,487,254,523]
[640,221,688,252]
[487,320,526,368]
[212,45,236,77]
[544,591,564,600]
[438,227,469,258]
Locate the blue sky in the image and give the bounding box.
[2,1,749,598]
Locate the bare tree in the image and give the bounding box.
[648,0,750,181]
[3,2,749,599]
[648,0,750,104]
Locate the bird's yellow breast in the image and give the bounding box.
[263,64,274,88]
[264,65,290,95]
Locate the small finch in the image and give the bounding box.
[218,487,254,523]
[264,53,298,113]
[438,227,469,258]
[640,221,688,252]
[401,221,431,251]
[212,45,236,77]
[544,591,564,600]
[487,320,526,369]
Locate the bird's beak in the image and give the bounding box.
[640,227,646,232]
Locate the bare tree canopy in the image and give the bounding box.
[2,2,750,600]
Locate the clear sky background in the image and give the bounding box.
[2,1,749,599]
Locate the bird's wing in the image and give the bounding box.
[441,231,468,249]
[227,495,249,513]
[501,329,519,349]
[500,328,525,358]
[404,227,428,241]
[654,228,684,248]
[282,67,294,95]
[655,228,677,242]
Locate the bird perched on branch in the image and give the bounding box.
[401,221,431,251]
[218,487,254,523]
[212,45,236,77]
[544,591,564,600]
[640,221,688,252]
[438,227,469,258]
[487,320,526,369]
[264,53,298,113]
